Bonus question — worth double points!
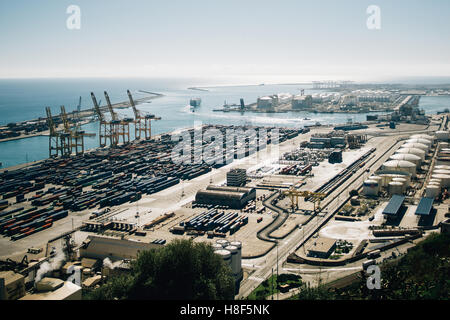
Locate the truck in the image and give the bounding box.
[368,249,381,259]
[363,259,376,270]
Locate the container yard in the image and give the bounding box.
[1,111,449,301]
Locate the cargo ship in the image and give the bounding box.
[190,98,201,108]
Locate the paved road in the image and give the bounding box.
[237,135,403,299]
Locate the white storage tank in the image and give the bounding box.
[382,160,416,177]
[436,131,449,141]
[429,178,442,187]
[229,241,242,277]
[392,178,407,192]
[214,249,232,270]
[433,169,450,175]
[434,165,450,170]
[212,243,223,251]
[388,182,404,195]
[438,142,449,151]
[402,143,429,152]
[395,147,426,161]
[411,134,435,142]
[363,180,379,196]
[431,174,450,188]
[369,176,383,188]
[389,153,421,167]
[425,185,440,198]
[216,239,230,248]
[405,138,432,148]
[225,245,239,277]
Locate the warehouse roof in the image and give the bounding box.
[383,195,405,215]
[415,197,434,216]
[308,237,336,254]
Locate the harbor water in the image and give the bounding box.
[0,78,449,168]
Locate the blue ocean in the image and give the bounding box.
[0,78,449,168]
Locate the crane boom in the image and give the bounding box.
[127,89,140,119]
[45,107,57,136]
[104,91,118,121]
[91,92,105,122]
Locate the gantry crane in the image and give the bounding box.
[91,92,117,147]
[104,91,133,145]
[46,107,71,157]
[127,89,161,140]
[60,105,90,155]
[283,186,327,213]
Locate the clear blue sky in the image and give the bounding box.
[1,0,449,82]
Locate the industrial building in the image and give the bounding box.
[227,168,247,187]
[195,185,256,209]
[291,95,312,110]
[0,271,26,300]
[79,235,162,261]
[20,279,82,300]
[214,240,243,282]
[307,237,336,259]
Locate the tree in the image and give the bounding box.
[85,239,235,300]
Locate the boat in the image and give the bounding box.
[189,98,201,108]
[303,117,311,120]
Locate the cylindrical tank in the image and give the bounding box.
[369,176,383,188]
[438,142,449,151]
[388,182,404,195]
[216,239,230,248]
[425,185,440,198]
[431,174,450,188]
[436,131,449,141]
[382,160,416,177]
[363,180,379,196]
[411,134,435,142]
[229,241,242,276]
[405,138,432,148]
[389,153,421,167]
[214,249,232,270]
[429,178,442,187]
[402,143,428,152]
[212,243,223,251]
[225,245,239,277]
[434,165,450,170]
[392,178,407,192]
[395,147,426,161]
[433,169,450,175]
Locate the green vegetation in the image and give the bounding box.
[84,239,235,300]
[293,232,450,300]
[248,273,302,300]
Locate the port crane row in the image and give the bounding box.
[46,90,161,157]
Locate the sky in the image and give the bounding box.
[0,0,449,83]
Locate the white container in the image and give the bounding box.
[363,180,379,196]
[382,160,416,177]
[405,138,432,148]
[402,143,429,152]
[388,182,404,195]
[434,165,450,170]
[216,239,230,248]
[436,131,449,141]
[392,178,407,192]
[395,147,426,161]
[431,174,450,188]
[425,185,440,198]
[429,178,442,187]
[214,249,232,269]
[212,243,223,251]
[411,134,435,142]
[389,153,421,167]
[230,241,242,276]
[225,245,239,277]
[433,169,450,175]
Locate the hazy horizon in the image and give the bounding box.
[1,0,449,82]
